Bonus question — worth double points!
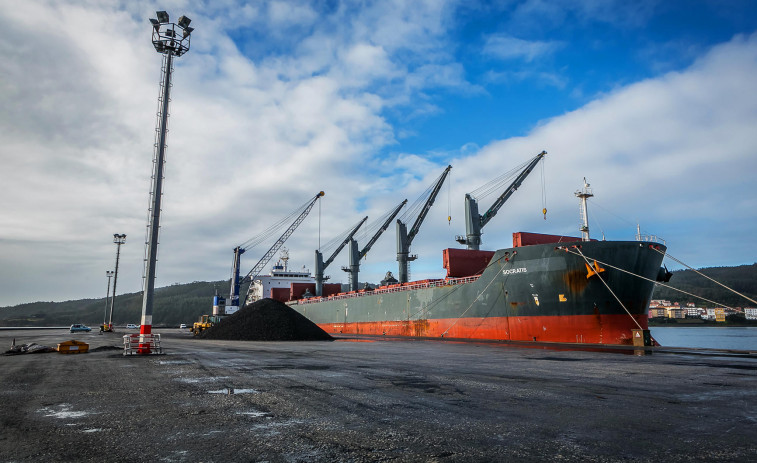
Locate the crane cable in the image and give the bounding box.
[541,156,547,220]
[320,216,368,256]
[238,198,311,251]
[447,168,452,225]
[469,161,525,200]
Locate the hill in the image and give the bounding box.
[652,263,757,308]
[0,280,243,328]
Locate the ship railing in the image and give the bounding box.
[635,233,666,245]
[295,274,482,305]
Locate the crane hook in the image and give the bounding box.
[542,207,547,220]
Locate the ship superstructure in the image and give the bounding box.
[248,249,317,303]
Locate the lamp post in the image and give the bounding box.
[109,234,126,330]
[139,11,193,350]
[103,270,114,330]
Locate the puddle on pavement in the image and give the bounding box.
[176,376,230,384]
[237,410,271,418]
[39,404,92,419]
[207,388,257,395]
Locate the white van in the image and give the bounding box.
[126,324,139,329]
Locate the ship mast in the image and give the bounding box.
[575,178,593,241]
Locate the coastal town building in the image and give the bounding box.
[705,308,726,322]
[745,308,757,320]
[684,307,704,317]
[666,307,686,319]
[648,307,666,318]
[650,300,672,308]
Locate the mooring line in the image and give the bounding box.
[572,247,643,331]
[559,247,736,310]
[650,248,757,306]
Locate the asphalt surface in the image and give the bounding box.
[1,328,756,462]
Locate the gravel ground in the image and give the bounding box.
[1,328,756,462]
[200,298,332,341]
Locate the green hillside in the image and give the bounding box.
[0,280,243,328]
[652,263,757,308]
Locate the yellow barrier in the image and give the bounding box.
[57,340,90,354]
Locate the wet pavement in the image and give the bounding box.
[1,328,756,462]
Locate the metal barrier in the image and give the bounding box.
[123,333,163,355]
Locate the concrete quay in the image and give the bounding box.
[1,328,755,462]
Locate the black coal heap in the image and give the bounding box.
[199,298,332,341]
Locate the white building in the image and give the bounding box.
[684,307,703,318]
[745,308,757,320]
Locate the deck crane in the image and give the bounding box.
[456,151,546,250]
[314,216,368,297]
[342,199,407,292]
[226,191,324,309]
[396,165,452,283]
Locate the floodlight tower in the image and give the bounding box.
[103,270,114,329]
[109,234,126,329]
[140,11,193,345]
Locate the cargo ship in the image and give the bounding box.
[282,176,670,346]
[291,235,666,345]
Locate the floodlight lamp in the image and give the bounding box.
[156,11,169,23]
[183,26,194,38]
[178,15,191,28]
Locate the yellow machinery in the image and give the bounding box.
[191,314,222,336]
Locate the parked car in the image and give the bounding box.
[179,324,187,329]
[70,324,91,333]
[126,324,139,329]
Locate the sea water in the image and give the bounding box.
[650,326,757,350]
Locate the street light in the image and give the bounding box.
[109,234,126,330]
[139,10,194,349]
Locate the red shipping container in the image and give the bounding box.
[270,287,291,302]
[442,248,496,278]
[322,283,342,297]
[512,232,586,247]
[290,282,317,301]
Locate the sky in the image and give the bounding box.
[1,0,756,307]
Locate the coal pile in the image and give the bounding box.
[199,298,333,341]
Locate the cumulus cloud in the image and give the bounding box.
[441,33,757,273]
[0,1,755,307]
